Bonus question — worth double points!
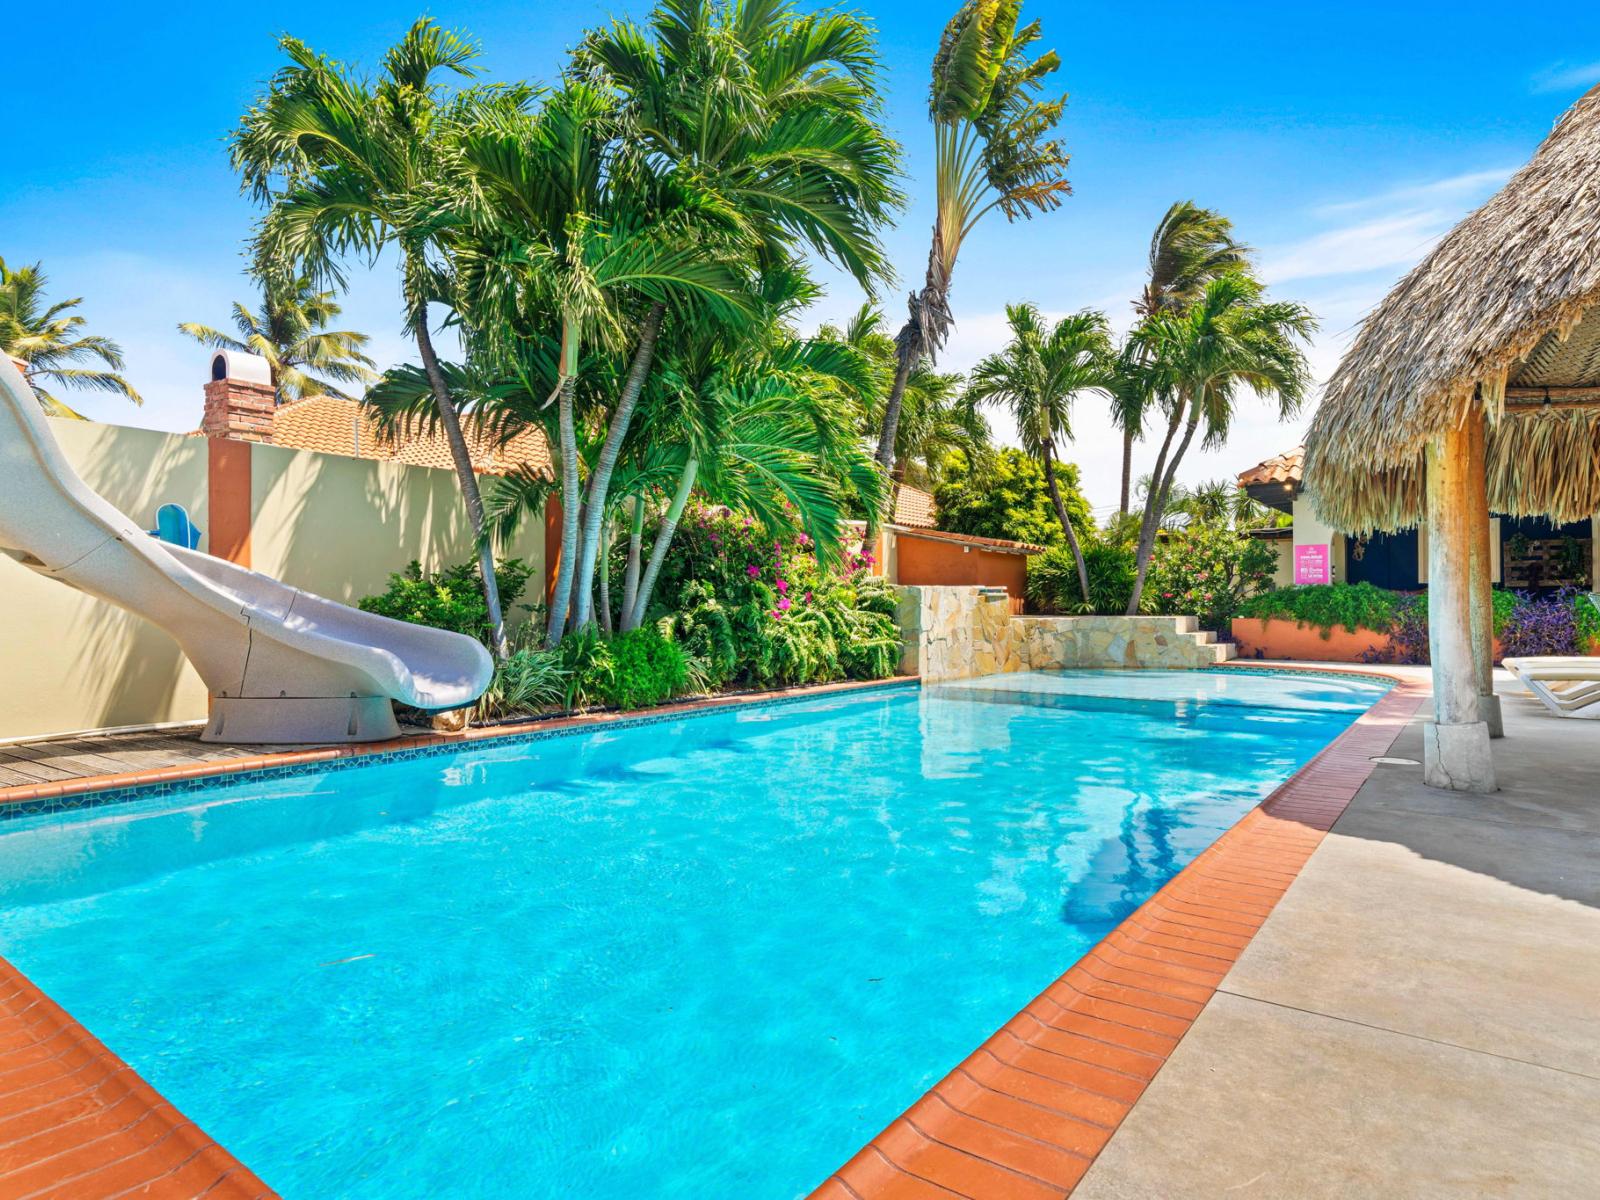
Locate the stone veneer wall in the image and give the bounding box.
[896,586,1231,682]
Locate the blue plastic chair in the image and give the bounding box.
[147,503,203,550]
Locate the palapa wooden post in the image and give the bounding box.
[1465,407,1503,738]
[1423,420,1496,792]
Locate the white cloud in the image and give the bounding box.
[1531,60,1600,94]
[1309,167,1515,219]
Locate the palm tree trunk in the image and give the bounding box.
[621,491,645,621]
[625,457,698,632]
[874,223,953,527]
[598,519,613,634]
[1042,444,1090,606]
[1128,402,1201,614]
[572,303,665,630]
[1119,429,1134,515]
[1125,397,1186,614]
[414,313,507,659]
[875,348,917,472]
[545,371,582,647]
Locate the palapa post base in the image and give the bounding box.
[1423,720,1496,792]
[1479,692,1504,739]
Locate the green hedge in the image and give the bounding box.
[1236,582,1406,637]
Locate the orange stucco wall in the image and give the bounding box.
[895,534,1028,596]
[207,437,253,567]
[1231,617,1517,663]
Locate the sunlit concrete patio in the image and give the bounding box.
[1076,664,1600,1199]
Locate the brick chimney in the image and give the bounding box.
[201,350,276,441]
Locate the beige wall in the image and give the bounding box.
[248,442,544,616]
[0,420,212,738]
[0,421,545,740]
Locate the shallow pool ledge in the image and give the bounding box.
[812,665,1425,1200]
[896,585,1235,682]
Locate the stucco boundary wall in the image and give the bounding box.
[0,418,547,740]
[896,586,1234,682]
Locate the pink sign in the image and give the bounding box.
[1294,543,1331,585]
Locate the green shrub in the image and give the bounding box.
[651,503,902,690]
[589,626,689,710]
[1145,524,1277,632]
[1028,542,1137,614]
[358,558,532,646]
[1238,581,1407,637]
[932,448,1091,547]
[474,645,568,722]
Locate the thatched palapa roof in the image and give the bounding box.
[1305,83,1600,532]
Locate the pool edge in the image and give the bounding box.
[812,664,1425,1200]
[0,675,919,822]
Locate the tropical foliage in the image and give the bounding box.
[232,19,517,653]
[179,274,376,402]
[872,0,1069,506]
[932,447,1088,547]
[820,305,986,493]
[1143,522,1278,633]
[0,256,141,417]
[966,303,1109,602]
[1121,272,1315,612]
[357,558,534,644]
[1029,542,1135,615]
[1115,203,1250,513]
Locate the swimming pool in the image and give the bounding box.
[0,669,1385,1198]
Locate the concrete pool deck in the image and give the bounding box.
[1074,664,1600,1199]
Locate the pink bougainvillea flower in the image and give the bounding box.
[804,591,813,604]
[746,564,760,577]
[743,516,753,527]
[777,596,791,611]
[775,579,788,593]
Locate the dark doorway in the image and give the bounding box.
[1347,529,1421,590]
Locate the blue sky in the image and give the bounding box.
[5,1,1599,512]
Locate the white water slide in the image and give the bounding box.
[0,355,492,744]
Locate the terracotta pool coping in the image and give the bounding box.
[812,664,1425,1200]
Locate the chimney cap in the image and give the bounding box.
[210,350,272,387]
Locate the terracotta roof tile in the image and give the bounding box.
[1237,446,1304,489]
[233,395,552,477]
[894,484,937,528]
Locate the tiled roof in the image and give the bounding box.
[890,525,1045,555]
[262,396,551,477]
[1237,446,1304,489]
[893,484,937,528]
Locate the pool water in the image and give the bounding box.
[0,669,1384,1198]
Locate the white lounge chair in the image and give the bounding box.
[1517,664,1600,717]
[1502,655,1600,678]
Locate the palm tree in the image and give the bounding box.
[454,80,752,645]
[231,18,514,657]
[618,294,886,630]
[0,257,141,417]
[1115,202,1250,514]
[872,0,1069,503]
[577,0,903,290]
[823,305,987,492]
[1125,274,1315,613]
[966,303,1111,603]
[475,267,885,632]
[179,274,376,402]
[570,0,903,633]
